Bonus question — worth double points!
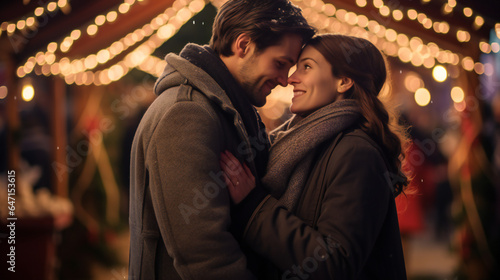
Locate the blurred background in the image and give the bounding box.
[0,0,499,279]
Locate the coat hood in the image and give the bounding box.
[154,52,238,117]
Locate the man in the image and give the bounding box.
[128,0,315,279]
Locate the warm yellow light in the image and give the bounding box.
[408,9,418,20]
[7,23,15,33]
[440,22,450,34]
[396,34,409,46]
[34,7,44,16]
[47,2,57,12]
[71,29,81,40]
[357,15,368,27]
[108,65,125,81]
[356,0,367,7]
[422,18,432,29]
[433,65,447,82]
[423,57,436,69]
[189,0,206,13]
[47,42,57,53]
[95,15,106,26]
[463,7,472,17]
[409,37,423,51]
[119,3,130,14]
[87,24,98,36]
[448,0,457,8]
[411,55,423,67]
[474,16,484,28]
[158,24,175,39]
[17,66,26,78]
[417,13,426,23]
[398,47,412,63]
[443,4,452,14]
[392,10,403,21]
[84,55,98,69]
[58,0,68,8]
[107,11,118,22]
[433,22,440,33]
[456,30,470,42]
[492,42,500,53]
[97,49,110,64]
[0,86,8,99]
[379,6,390,17]
[415,88,431,106]
[373,0,383,8]
[45,53,56,64]
[26,17,35,27]
[451,87,464,103]
[51,63,61,75]
[17,20,26,30]
[480,42,491,53]
[404,72,424,92]
[110,41,124,55]
[22,84,35,102]
[462,57,474,71]
[474,63,484,75]
[385,29,397,42]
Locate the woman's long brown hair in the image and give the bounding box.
[308,34,410,196]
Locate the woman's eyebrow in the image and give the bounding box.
[298,57,318,64]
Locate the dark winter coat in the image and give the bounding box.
[244,127,408,279]
[128,45,268,280]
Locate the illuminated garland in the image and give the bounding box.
[295,0,495,77]
[360,0,500,54]
[13,0,497,87]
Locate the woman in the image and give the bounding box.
[221,34,410,279]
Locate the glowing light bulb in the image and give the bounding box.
[415,88,431,106]
[451,87,464,103]
[432,65,447,82]
[22,84,35,102]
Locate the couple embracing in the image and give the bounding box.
[129,0,409,279]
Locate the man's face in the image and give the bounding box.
[237,34,303,107]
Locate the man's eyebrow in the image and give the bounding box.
[280,56,296,65]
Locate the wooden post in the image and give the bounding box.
[5,54,20,174]
[51,76,68,197]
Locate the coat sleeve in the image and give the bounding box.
[243,136,392,279]
[147,100,255,280]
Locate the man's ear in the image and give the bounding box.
[233,33,252,58]
[338,77,354,93]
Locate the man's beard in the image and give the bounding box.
[238,55,266,107]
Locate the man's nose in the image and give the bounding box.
[277,72,288,87]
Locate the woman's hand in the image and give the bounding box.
[220,151,256,204]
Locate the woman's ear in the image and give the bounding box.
[233,33,252,58]
[338,77,354,93]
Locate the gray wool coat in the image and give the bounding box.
[128,52,260,280]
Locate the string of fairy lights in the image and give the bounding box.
[0,0,71,38]
[14,0,205,86]
[2,0,499,107]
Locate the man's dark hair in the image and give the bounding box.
[210,0,316,56]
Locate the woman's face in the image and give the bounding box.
[288,45,344,117]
